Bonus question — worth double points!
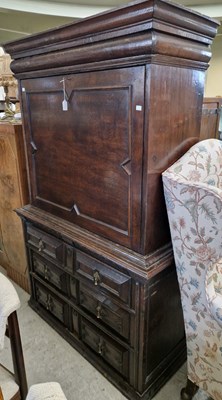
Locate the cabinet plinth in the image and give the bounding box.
[5,0,219,398]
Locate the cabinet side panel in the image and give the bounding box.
[142,64,204,254]
[142,266,185,396]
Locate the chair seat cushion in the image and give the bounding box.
[0,272,20,350]
[26,382,67,400]
[0,364,19,400]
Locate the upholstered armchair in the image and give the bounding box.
[0,272,67,400]
[162,139,222,400]
[0,272,28,400]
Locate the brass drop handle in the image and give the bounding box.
[46,294,53,311]
[44,265,50,281]
[38,239,44,252]
[96,304,102,319]
[93,270,101,286]
[98,339,104,355]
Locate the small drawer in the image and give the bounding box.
[76,251,131,304]
[80,283,130,340]
[27,224,64,262]
[32,253,67,294]
[81,318,129,378]
[34,281,69,326]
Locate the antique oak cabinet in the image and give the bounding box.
[4,0,219,398]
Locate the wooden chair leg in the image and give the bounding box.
[0,387,4,400]
[8,312,28,400]
[181,379,198,400]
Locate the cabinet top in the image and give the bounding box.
[4,0,220,77]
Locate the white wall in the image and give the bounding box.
[205,35,222,97]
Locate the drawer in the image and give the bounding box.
[27,224,64,262]
[81,318,129,378]
[32,253,67,294]
[80,283,130,340]
[76,251,131,304]
[34,281,69,326]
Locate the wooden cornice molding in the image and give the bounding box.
[4,0,219,77]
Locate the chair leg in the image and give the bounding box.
[8,311,28,400]
[181,379,198,400]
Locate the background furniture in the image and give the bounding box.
[4,0,219,399]
[200,97,222,140]
[162,139,222,400]
[0,272,28,400]
[0,52,18,102]
[0,123,29,292]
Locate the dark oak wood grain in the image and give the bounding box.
[5,0,219,399]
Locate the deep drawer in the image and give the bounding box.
[81,318,129,378]
[32,253,67,294]
[79,283,130,340]
[27,224,64,262]
[34,280,69,326]
[76,251,131,304]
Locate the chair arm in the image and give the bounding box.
[205,258,222,326]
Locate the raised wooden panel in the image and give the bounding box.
[75,250,131,305]
[34,279,69,326]
[31,252,68,294]
[81,318,129,378]
[27,224,64,262]
[79,282,130,340]
[21,66,144,249]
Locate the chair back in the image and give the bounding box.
[162,139,222,400]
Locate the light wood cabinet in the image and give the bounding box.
[200,97,222,140]
[0,122,29,291]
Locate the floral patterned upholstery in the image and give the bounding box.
[162,139,222,400]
